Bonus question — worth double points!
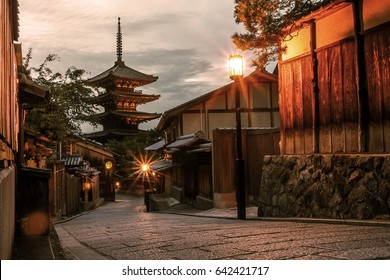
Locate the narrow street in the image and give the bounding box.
[54,192,390,260]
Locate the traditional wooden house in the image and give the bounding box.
[0,0,52,258]
[0,0,20,259]
[260,0,390,219]
[158,70,279,142]
[164,131,212,208]
[157,70,280,209]
[66,138,116,202]
[279,0,389,154]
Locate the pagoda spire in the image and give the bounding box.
[86,16,161,144]
[116,17,123,62]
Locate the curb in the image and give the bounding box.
[157,209,390,228]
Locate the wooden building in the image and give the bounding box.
[158,70,279,141]
[157,70,280,209]
[67,138,116,201]
[0,0,52,258]
[165,131,212,208]
[86,18,160,144]
[213,128,280,208]
[259,0,390,220]
[0,0,19,258]
[279,0,390,154]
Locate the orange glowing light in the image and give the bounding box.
[229,54,244,80]
[142,164,149,172]
[84,182,91,190]
[22,211,49,236]
[132,153,158,185]
[105,161,113,170]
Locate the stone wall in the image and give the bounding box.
[259,155,390,220]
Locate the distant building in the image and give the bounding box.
[155,70,280,209]
[86,18,161,144]
[158,70,279,142]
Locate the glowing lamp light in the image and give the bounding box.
[142,164,149,172]
[105,161,113,170]
[84,182,91,190]
[229,54,244,80]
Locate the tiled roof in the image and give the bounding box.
[64,155,83,167]
[89,61,158,86]
[166,131,209,149]
[94,110,161,120]
[145,140,166,151]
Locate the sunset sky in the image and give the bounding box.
[18,0,259,130]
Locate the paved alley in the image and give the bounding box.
[54,192,390,260]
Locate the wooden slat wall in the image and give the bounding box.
[212,129,235,193]
[279,26,390,154]
[65,173,81,217]
[292,59,304,154]
[198,165,212,198]
[302,55,314,154]
[279,55,313,154]
[317,41,359,154]
[317,47,332,153]
[213,128,280,198]
[0,0,18,161]
[329,45,344,153]
[365,24,390,152]
[246,129,280,197]
[279,60,294,154]
[342,42,359,153]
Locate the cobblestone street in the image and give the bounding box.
[54,192,390,260]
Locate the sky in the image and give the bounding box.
[18,0,260,131]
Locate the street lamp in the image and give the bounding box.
[141,163,151,211]
[105,160,115,201]
[229,54,246,220]
[142,163,149,172]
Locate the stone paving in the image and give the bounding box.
[54,192,390,260]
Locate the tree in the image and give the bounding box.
[23,49,99,141]
[232,0,330,69]
[106,129,164,178]
[106,129,164,159]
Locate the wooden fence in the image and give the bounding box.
[213,128,280,201]
[65,173,82,217]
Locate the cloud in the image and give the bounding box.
[19,0,254,131]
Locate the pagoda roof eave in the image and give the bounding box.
[94,110,161,120]
[88,61,158,87]
[84,129,139,140]
[88,92,160,104]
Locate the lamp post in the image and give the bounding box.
[229,54,246,220]
[141,163,151,211]
[105,160,115,201]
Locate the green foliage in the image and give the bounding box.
[232,0,329,69]
[23,49,99,141]
[106,129,164,159]
[107,129,164,178]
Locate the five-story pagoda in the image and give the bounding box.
[86,17,161,144]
